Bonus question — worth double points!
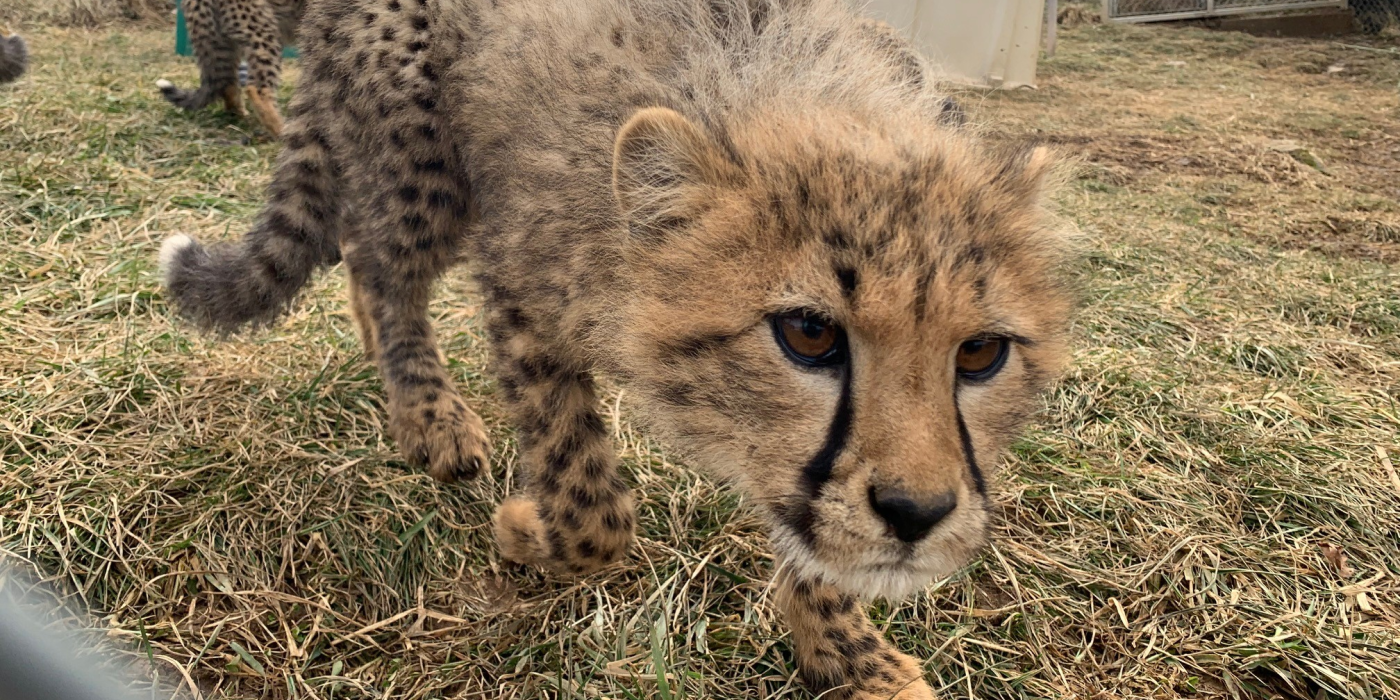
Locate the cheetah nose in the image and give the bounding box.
[868,486,957,543]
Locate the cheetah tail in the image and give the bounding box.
[0,32,28,84]
[159,124,343,333]
[155,77,218,111]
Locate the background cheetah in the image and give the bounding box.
[159,0,1074,697]
[0,27,26,84]
[155,0,304,136]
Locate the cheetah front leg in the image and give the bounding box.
[343,249,492,483]
[488,326,635,575]
[778,572,937,700]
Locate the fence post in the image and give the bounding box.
[1044,0,1058,57]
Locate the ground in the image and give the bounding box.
[1,16,1398,700]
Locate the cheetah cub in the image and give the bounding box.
[156,0,304,136]
[160,0,1073,696]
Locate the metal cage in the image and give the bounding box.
[1105,0,1348,22]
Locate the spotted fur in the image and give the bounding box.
[159,0,1075,696]
[0,28,27,84]
[156,0,304,136]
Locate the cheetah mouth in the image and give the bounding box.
[767,516,987,601]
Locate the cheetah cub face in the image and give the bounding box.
[609,107,1072,599]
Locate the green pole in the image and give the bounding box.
[175,0,191,56]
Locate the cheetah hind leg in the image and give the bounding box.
[221,84,245,117]
[245,86,283,137]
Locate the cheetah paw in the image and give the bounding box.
[494,497,552,566]
[389,394,491,483]
[803,647,936,700]
[493,495,634,575]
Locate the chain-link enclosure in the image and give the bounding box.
[1353,0,1400,32]
[1106,0,1399,31]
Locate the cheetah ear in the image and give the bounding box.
[613,107,744,242]
[992,145,1055,200]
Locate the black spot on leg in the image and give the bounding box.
[545,445,572,474]
[402,213,429,232]
[582,456,608,480]
[576,538,596,558]
[427,190,455,209]
[414,157,447,173]
[517,354,567,382]
[546,529,567,558]
[536,469,559,494]
[570,486,597,509]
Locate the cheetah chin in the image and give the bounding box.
[770,519,989,601]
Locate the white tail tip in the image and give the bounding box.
[159,234,195,281]
[155,79,174,90]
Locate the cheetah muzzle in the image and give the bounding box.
[158,0,1075,697]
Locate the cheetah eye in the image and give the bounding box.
[772,311,847,368]
[956,337,1009,381]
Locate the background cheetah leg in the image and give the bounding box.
[244,85,283,137]
[489,330,635,575]
[220,84,245,117]
[345,261,378,363]
[158,0,238,112]
[777,572,937,700]
[221,0,284,136]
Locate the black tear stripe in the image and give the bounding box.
[954,393,988,497]
[777,364,854,545]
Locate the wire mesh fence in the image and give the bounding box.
[1107,0,1346,21]
[1105,0,1399,30]
[1353,0,1400,32]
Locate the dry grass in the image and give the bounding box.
[1,0,170,29]
[2,17,1399,700]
